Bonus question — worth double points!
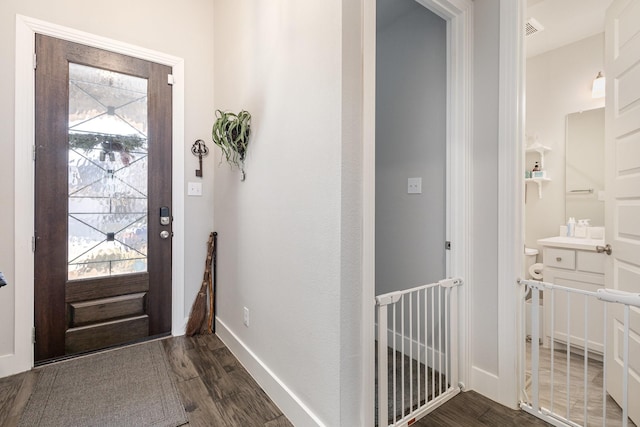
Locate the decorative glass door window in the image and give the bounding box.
[67,63,149,280]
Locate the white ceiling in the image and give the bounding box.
[526,0,614,58]
[377,0,612,58]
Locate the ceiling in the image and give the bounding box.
[376,0,613,58]
[526,0,614,58]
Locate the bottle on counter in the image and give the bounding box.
[567,217,576,237]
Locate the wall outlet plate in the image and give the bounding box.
[408,177,422,194]
[243,307,250,327]
[187,182,202,196]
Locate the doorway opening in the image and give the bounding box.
[364,0,473,424]
[375,0,447,314]
[519,1,640,425]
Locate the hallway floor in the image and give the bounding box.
[1,334,551,426]
[413,390,550,426]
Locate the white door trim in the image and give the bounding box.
[497,1,526,407]
[6,14,185,376]
[361,0,473,423]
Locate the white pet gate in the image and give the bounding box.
[375,278,463,427]
[520,279,639,427]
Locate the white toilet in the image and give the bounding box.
[524,247,544,340]
[524,247,539,279]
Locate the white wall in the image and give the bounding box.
[375,1,446,296]
[471,0,501,381]
[0,0,215,369]
[525,33,605,252]
[212,1,363,425]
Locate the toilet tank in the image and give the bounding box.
[524,247,538,279]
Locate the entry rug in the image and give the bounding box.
[19,341,187,427]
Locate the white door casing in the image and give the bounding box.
[604,0,640,424]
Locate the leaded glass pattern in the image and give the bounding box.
[68,63,149,280]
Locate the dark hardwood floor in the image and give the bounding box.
[0,334,549,426]
[414,391,550,426]
[0,334,292,427]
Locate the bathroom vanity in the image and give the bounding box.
[537,236,606,355]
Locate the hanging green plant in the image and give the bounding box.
[211,110,252,173]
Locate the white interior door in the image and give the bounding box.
[604,0,640,424]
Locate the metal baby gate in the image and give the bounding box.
[375,278,463,427]
[520,279,639,427]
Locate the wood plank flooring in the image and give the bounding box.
[413,391,550,426]
[524,343,635,427]
[0,334,550,426]
[0,334,292,427]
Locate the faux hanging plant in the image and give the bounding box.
[211,110,252,175]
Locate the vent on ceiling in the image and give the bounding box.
[525,18,544,37]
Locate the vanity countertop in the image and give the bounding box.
[537,236,605,251]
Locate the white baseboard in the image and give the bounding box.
[469,365,501,402]
[216,318,326,427]
[0,352,31,378]
[172,316,188,337]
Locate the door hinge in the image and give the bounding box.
[167,74,174,85]
[32,145,36,161]
[32,236,36,252]
[445,241,451,250]
[33,53,37,70]
[32,327,36,344]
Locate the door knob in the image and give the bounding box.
[595,244,612,255]
[160,230,170,239]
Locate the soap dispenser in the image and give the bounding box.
[575,219,590,238]
[567,217,576,237]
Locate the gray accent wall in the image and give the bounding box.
[375,1,447,296]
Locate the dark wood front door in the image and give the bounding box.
[34,35,173,362]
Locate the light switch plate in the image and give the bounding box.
[408,177,422,194]
[187,182,202,196]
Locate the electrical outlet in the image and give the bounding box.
[187,182,202,196]
[407,177,422,194]
[243,307,250,327]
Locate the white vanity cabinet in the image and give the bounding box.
[537,237,606,355]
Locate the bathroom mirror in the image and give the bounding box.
[565,107,604,226]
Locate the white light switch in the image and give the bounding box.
[187,182,202,196]
[407,177,422,194]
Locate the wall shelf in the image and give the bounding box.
[526,177,551,199]
[526,143,552,198]
[526,143,551,168]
